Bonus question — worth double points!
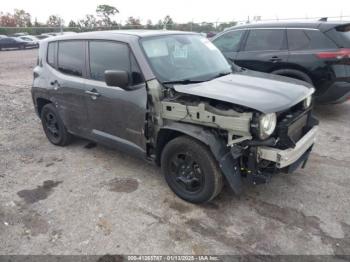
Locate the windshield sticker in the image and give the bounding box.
[143,39,169,58]
[173,45,188,58]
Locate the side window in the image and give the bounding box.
[244,29,285,51]
[130,53,144,85]
[47,42,56,67]
[89,41,130,82]
[287,30,310,50]
[212,30,245,52]
[57,41,85,77]
[304,30,337,49]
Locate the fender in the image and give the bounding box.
[159,122,242,194]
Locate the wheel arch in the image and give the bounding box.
[156,122,243,194]
[36,97,52,116]
[271,67,314,85]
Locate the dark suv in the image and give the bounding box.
[212,21,350,104]
[32,31,318,203]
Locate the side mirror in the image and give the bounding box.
[105,70,129,90]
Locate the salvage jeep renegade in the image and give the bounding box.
[32,30,319,203]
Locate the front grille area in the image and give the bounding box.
[275,109,312,149]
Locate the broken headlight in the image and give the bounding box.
[259,113,277,139]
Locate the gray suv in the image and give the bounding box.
[32,30,319,203]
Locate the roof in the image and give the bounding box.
[48,30,198,42]
[226,21,350,32]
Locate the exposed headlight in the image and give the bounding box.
[259,113,277,139]
[303,95,312,109]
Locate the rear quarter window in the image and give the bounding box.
[47,42,57,67]
[288,29,337,50]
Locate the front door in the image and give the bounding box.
[212,29,246,63]
[84,40,147,153]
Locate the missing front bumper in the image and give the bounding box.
[257,126,318,168]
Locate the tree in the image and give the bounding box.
[0,12,16,27]
[13,9,31,27]
[96,4,119,26]
[68,20,77,28]
[162,15,174,29]
[78,14,98,29]
[146,19,154,29]
[125,16,142,29]
[47,15,64,27]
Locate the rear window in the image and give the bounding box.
[57,41,85,77]
[287,29,337,50]
[244,29,285,51]
[325,24,350,48]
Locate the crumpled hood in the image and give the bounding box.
[174,71,314,113]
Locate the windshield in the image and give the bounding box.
[141,34,232,83]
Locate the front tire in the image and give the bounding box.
[161,136,223,203]
[41,103,72,146]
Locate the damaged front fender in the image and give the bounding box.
[159,122,242,194]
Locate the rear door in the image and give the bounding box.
[287,29,340,89]
[212,29,246,62]
[84,40,147,153]
[46,40,90,135]
[235,29,289,72]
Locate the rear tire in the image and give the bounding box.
[161,136,223,203]
[41,103,72,146]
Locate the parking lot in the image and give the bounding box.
[0,48,349,255]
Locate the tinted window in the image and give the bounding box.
[89,41,130,81]
[305,30,337,49]
[213,30,245,52]
[58,41,85,77]
[47,42,56,67]
[244,29,285,51]
[287,30,310,50]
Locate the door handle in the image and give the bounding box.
[269,56,282,63]
[85,90,101,97]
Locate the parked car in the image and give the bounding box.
[12,32,28,37]
[0,37,38,50]
[0,35,7,39]
[37,34,52,40]
[17,35,40,48]
[212,21,350,104]
[32,31,318,203]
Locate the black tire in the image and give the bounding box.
[40,103,72,146]
[272,69,313,85]
[161,136,223,203]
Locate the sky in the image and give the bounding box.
[1,0,349,25]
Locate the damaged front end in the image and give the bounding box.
[146,79,318,194]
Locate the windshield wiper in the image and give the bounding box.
[207,72,232,81]
[162,79,204,85]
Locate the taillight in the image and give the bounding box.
[316,48,350,59]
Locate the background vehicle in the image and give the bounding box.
[17,35,40,48]
[212,21,350,104]
[37,34,53,40]
[0,37,37,50]
[32,31,317,203]
[0,35,7,39]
